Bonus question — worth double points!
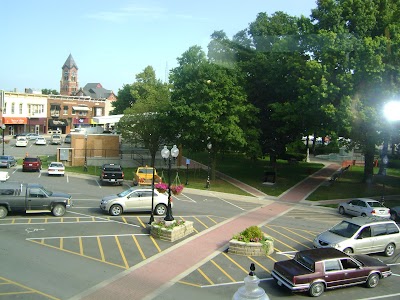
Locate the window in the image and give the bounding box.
[11,102,15,114]
[358,226,371,239]
[64,71,68,81]
[63,106,68,115]
[2,102,6,114]
[372,225,387,237]
[340,258,359,269]
[19,103,22,114]
[387,223,400,235]
[324,259,341,272]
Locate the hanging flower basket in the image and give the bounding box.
[155,182,168,193]
[170,185,184,195]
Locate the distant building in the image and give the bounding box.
[60,54,79,96]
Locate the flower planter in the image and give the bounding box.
[150,221,194,242]
[228,239,274,256]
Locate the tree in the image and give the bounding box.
[117,66,171,166]
[169,46,260,179]
[41,89,59,95]
[111,84,135,115]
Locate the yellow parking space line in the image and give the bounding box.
[0,276,60,300]
[0,291,35,296]
[267,224,320,235]
[222,253,248,274]
[277,227,314,242]
[28,239,125,269]
[28,219,32,224]
[264,226,310,249]
[61,217,64,223]
[40,238,44,244]
[197,268,214,285]
[207,216,218,224]
[11,219,15,224]
[137,217,147,228]
[177,280,202,287]
[269,237,296,251]
[45,218,48,223]
[79,237,83,255]
[273,246,293,259]
[92,216,95,222]
[150,236,162,252]
[247,257,271,274]
[122,217,128,224]
[194,216,208,229]
[60,238,63,249]
[211,259,236,282]
[76,217,79,222]
[132,235,146,260]
[97,237,105,261]
[115,236,129,269]
[180,216,199,233]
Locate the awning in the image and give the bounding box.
[73,106,90,111]
[48,119,68,127]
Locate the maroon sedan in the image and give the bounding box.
[271,248,391,297]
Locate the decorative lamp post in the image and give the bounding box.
[84,133,88,172]
[381,155,388,203]
[161,145,179,222]
[148,165,156,225]
[1,124,5,155]
[206,142,212,188]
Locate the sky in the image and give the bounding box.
[1,0,318,94]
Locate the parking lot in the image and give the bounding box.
[0,159,400,299]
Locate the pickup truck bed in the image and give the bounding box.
[100,164,124,185]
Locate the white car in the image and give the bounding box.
[338,198,390,218]
[35,136,47,145]
[100,187,170,216]
[0,171,10,181]
[15,136,28,147]
[47,162,65,176]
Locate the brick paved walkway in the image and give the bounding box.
[72,163,339,300]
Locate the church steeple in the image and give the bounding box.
[60,54,79,95]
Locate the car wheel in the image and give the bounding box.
[52,204,66,217]
[109,204,122,216]
[338,206,345,215]
[309,282,325,297]
[361,213,367,217]
[155,204,167,215]
[0,206,8,219]
[343,247,353,255]
[390,211,398,221]
[366,273,380,288]
[384,243,396,257]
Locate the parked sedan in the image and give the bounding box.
[26,133,39,140]
[35,136,47,145]
[0,155,17,168]
[15,136,28,147]
[100,187,169,216]
[47,162,65,176]
[338,198,390,218]
[272,248,391,297]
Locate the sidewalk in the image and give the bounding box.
[72,162,339,300]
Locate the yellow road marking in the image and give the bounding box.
[0,291,35,296]
[79,237,83,255]
[222,253,248,274]
[180,216,198,233]
[207,216,217,224]
[278,227,314,242]
[28,240,126,269]
[264,226,309,249]
[211,259,236,282]
[97,236,105,261]
[197,268,214,285]
[0,276,60,300]
[247,257,271,273]
[28,219,31,224]
[150,236,162,252]
[115,236,129,269]
[122,216,128,224]
[132,235,146,260]
[194,216,208,229]
[177,280,202,287]
[137,217,146,228]
[267,224,320,235]
[60,238,63,249]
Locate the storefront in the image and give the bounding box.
[48,118,68,134]
[2,117,26,136]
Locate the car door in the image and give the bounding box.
[124,191,141,211]
[347,200,360,216]
[340,258,368,285]
[139,190,153,210]
[26,187,49,211]
[323,259,345,288]
[352,226,376,254]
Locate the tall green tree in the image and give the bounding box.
[117,66,171,166]
[169,46,260,179]
[111,84,135,115]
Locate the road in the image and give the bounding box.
[0,142,399,299]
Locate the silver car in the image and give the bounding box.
[338,198,390,218]
[0,155,17,168]
[100,187,170,216]
[313,216,400,256]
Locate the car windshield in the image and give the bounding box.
[329,221,361,238]
[41,187,53,196]
[0,156,7,160]
[294,252,315,271]
[138,168,153,174]
[118,188,134,197]
[368,201,385,208]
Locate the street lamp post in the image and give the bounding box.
[381,155,388,203]
[84,133,88,172]
[1,124,5,155]
[148,165,156,225]
[206,142,212,189]
[161,145,179,222]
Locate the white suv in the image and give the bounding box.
[313,216,400,256]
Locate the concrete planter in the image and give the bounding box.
[229,239,274,256]
[150,221,194,242]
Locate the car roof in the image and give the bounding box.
[298,248,346,261]
[344,216,396,226]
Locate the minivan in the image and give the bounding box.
[313,216,400,257]
[50,134,62,145]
